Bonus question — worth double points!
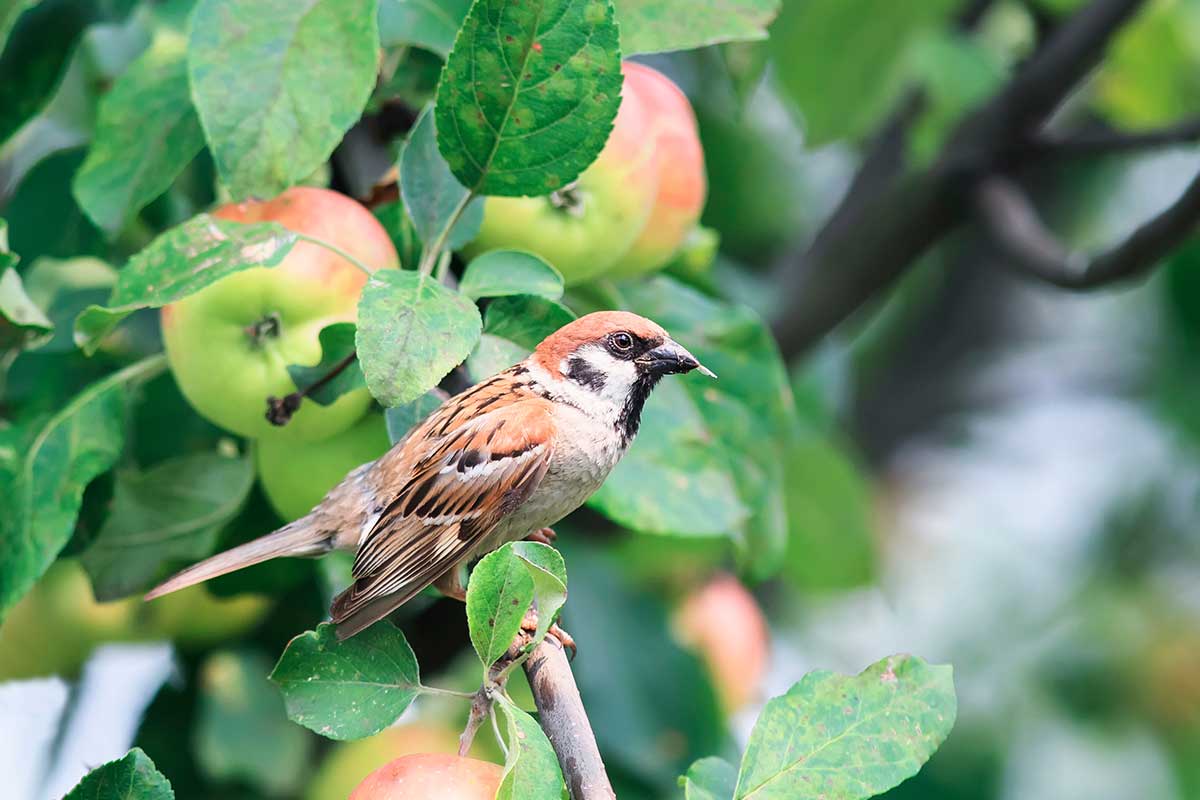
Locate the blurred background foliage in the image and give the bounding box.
[3,0,1200,798]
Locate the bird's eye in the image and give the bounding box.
[610,332,635,353]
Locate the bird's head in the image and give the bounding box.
[531,311,715,439]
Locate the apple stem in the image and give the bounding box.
[264,351,358,426]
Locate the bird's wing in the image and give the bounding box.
[330,398,555,637]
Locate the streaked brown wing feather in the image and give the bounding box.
[330,398,555,636]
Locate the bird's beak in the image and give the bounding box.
[637,339,717,378]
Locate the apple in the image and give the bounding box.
[306,724,460,800]
[463,64,661,286]
[349,753,503,800]
[257,411,391,522]
[607,62,707,280]
[673,573,769,713]
[161,187,399,442]
[0,560,270,680]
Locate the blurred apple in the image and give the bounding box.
[0,560,270,679]
[607,62,707,280]
[257,411,391,521]
[306,724,460,800]
[673,572,769,713]
[162,187,398,442]
[349,753,503,800]
[464,63,661,285]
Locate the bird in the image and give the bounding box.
[145,311,716,641]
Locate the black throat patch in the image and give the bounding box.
[565,355,607,391]
[617,372,661,444]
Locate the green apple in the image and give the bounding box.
[257,411,391,521]
[607,62,708,280]
[463,66,660,286]
[162,187,399,442]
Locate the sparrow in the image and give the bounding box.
[146,311,715,640]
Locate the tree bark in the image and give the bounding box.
[523,637,616,800]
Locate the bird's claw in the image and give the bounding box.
[524,527,557,545]
[520,608,577,659]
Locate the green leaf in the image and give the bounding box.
[465,294,575,379]
[510,540,567,646]
[1096,0,1200,127]
[196,650,313,796]
[378,0,470,56]
[73,35,205,233]
[80,451,254,600]
[6,149,106,265]
[768,0,960,145]
[373,199,422,271]
[0,0,104,147]
[435,0,622,196]
[0,267,54,353]
[0,355,165,620]
[187,0,380,199]
[286,323,366,406]
[466,543,534,667]
[588,378,747,537]
[784,434,875,591]
[73,215,297,354]
[384,390,445,443]
[495,695,565,800]
[400,106,484,251]
[355,268,482,406]
[734,655,957,800]
[63,747,174,800]
[460,250,564,301]
[270,621,422,740]
[605,276,798,579]
[615,0,779,55]
[681,757,737,800]
[0,0,39,53]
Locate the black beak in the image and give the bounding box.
[635,339,717,378]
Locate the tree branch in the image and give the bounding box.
[1017,117,1200,160]
[265,351,358,426]
[773,0,1147,357]
[523,636,616,800]
[975,173,1200,288]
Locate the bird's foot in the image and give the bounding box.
[520,608,577,659]
[524,527,557,545]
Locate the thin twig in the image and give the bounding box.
[418,191,476,275]
[975,172,1200,288]
[1017,117,1200,160]
[523,636,616,800]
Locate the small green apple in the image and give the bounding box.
[257,412,391,521]
[162,187,399,441]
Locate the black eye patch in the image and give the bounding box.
[606,331,656,360]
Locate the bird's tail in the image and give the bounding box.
[144,519,332,601]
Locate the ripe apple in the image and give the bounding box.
[306,724,460,800]
[257,411,391,522]
[673,573,769,713]
[463,64,661,286]
[607,62,707,280]
[162,187,399,441]
[350,753,503,800]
